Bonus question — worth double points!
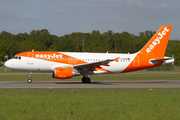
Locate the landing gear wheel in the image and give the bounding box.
[27,79,32,83]
[82,77,91,83]
[28,72,33,83]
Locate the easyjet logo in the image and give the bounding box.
[35,54,63,59]
[146,27,169,53]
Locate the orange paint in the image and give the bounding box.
[95,68,113,73]
[16,51,87,65]
[53,68,73,79]
[122,25,172,73]
[122,53,163,73]
[114,57,119,62]
[140,25,172,58]
[14,25,172,75]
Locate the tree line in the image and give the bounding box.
[0,29,180,66]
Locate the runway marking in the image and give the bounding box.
[0,82,14,84]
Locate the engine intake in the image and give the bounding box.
[53,67,80,79]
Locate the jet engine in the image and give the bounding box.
[53,67,80,79]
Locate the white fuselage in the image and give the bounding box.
[5,52,137,74]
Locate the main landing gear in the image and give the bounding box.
[27,72,33,83]
[27,72,91,83]
[82,76,91,83]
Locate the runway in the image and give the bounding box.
[0,80,180,88]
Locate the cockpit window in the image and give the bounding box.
[12,56,21,59]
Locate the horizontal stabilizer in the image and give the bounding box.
[149,57,175,65]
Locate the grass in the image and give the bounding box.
[1,68,180,81]
[0,71,180,81]
[0,70,180,119]
[0,88,180,120]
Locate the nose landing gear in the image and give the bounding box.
[27,72,33,83]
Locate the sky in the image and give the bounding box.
[0,0,180,40]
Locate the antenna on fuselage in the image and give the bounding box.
[32,49,34,52]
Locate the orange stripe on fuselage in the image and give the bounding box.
[95,68,113,73]
[15,51,87,65]
[15,51,114,73]
[121,53,163,73]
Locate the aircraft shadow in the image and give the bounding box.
[55,80,169,85]
[55,81,111,85]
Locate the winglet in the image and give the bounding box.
[114,57,119,62]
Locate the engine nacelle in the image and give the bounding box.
[53,67,80,79]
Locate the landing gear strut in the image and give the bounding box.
[82,76,91,83]
[27,72,33,83]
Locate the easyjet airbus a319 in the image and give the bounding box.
[5,25,174,83]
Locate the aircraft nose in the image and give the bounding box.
[4,60,12,68]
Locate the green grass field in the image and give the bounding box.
[0,71,180,82]
[0,70,180,119]
[0,88,180,120]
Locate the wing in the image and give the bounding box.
[74,57,119,72]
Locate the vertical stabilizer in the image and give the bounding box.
[139,25,172,58]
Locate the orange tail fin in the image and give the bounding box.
[139,25,172,58]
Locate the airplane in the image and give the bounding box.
[5,25,174,83]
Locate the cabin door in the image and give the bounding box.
[133,56,139,67]
[27,53,34,65]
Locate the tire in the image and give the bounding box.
[86,78,91,83]
[27,79,32,83]
[82,77,91,83]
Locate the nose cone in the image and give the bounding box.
[4,60,12,69]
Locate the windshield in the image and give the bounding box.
[12,56,21,59]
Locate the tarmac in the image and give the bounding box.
[0,80,180,88]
